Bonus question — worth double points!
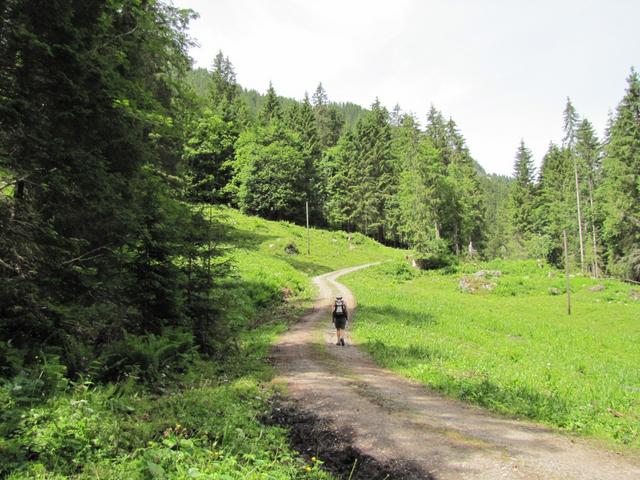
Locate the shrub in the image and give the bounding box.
[99,330,198,384]
[284,240,299,255]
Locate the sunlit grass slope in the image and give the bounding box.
[341,259,640,450]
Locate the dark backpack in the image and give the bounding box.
[334,299,346,316]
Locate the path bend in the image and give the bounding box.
[270,264,640,479]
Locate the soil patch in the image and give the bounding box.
[268,396,429,480]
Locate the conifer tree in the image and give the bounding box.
[286,94,323,223]
[509,140,537,239]
[537,142,573,266]
[259,82,282,125]
[563,98,586,271]
[312,82,344,149]
[599,69,640,280]
[576,119,602,276]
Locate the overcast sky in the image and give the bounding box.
[172,0,639,176]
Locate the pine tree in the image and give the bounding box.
[509,140,537,239]
[537,142,573,266]
[259,82,282,125]
[563,98,586,271]
[599,69,640,280]
[312,82,344,149]
[575,119,602,276]
[286,94,323,223]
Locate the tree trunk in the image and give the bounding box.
[573,158,585,273]
[587,178,599,277]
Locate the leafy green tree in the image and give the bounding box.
[232,123,306,221]
[183,110,236,202]
[599,69,640,280]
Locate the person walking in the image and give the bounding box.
[332,296,348,346]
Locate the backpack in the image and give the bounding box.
[334,299,346,316]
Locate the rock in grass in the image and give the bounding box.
[284,241,299,255]
[473,270,502,278]
[588,284,605,292]
[459,276,496,293]
[630,289,640,301]
[548,287,561,296]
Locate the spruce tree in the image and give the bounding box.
[563,98,586,271]
[600,69,640,280]
[259,82,282,125]
[312,82,344,149]
[576,119,602,276]
[509,140,537,240]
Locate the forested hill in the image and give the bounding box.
[185,67,369,129]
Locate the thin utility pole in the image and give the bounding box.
[306,200,310,255]
[563,229,571,315]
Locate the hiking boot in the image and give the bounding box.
[340,338,345,346]
[336,341,341,346]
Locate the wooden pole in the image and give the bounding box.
[306,200,310,255]
[563,229,571,315]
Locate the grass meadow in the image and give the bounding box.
[342,259,640,450]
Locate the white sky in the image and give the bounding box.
[172,0,639,176]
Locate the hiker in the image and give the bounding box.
[332,296,349,346]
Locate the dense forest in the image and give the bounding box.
[1,0,639,475]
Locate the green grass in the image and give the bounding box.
[2,207,399,479]
[342,259,640,450]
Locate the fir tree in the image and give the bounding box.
[509,140,537,239]
[576,119,602,276]
[259,82,282,125]
[600,69,640,280]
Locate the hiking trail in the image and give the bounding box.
[270,264,640,479]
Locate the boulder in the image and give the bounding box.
[459,275,496,294]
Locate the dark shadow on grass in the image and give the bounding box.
[217,222,279,251]
[279,255,334,276]
[359,339,571,427]
[356,304,438,327]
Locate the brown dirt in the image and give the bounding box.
[270,264,640,479]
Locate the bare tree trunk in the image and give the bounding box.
[587,178,599,277]
[434,221,440,239]
[573,159,585,273]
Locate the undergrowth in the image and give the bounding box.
[1,207,397,478]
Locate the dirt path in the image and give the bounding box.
[270,264,640,479]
